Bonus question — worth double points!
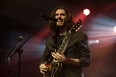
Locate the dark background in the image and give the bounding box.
[0,0,116,77]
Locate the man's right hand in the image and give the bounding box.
[39,63,47,74]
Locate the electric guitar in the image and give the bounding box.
[44,19,82,77]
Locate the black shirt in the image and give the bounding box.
[40,31,91,77]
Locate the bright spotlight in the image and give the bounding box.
[96,40,99,43]
[89,40,100,44]
[83,8,90,16]
[114,26,116,32]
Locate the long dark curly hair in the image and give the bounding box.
[48,6,74,35]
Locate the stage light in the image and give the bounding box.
[87,15,116,47]
[96,40,99,43]
[83,8,90,16]
[114,26,116,32]
[89,40,100,44]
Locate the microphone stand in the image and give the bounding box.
[5,14,49,77]
[6,35,32,77]
[5,38,21,77]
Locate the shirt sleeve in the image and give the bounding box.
[78,33,92,67]
[40,36,55,64]
[65,32,92,67]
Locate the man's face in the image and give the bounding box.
[55,9,67,26]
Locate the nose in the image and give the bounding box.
[58,17,61,20]
[57,15,61,19]
[57,17,63,22]
[57,14,61,17]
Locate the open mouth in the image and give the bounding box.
[58,19,63,22]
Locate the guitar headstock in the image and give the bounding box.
[69,19,82,33]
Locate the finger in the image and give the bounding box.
[51,52,56,58]
[40,70,45,74]
[52,54,58,59]
[41,68,47,72]
[56,52,62,57]
[52,52,60,59]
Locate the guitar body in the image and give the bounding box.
[44,61,62,77]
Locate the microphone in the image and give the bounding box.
[40,14,58,22]
[17,35,24,41]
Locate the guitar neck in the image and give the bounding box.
[57,19,82,54]
[57,33,72,54]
